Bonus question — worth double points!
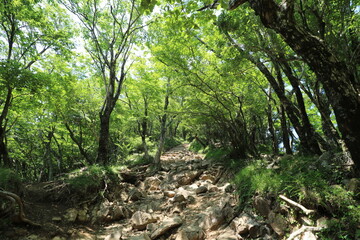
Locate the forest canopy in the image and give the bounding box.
[0,0,359,178]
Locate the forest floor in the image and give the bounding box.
[1,144,260,240]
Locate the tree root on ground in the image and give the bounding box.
[0,189,41,227]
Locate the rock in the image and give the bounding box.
[112,205,133,220]
[104,231,121,240]
[52,237,66,240]
[131,211,158,230]
[77,208,89,222]
[187,195,196,204]
[268,211,288,236]
[151,216,183,239]
[216,229,237,240]
[64,208,78,222]
[128,233,151,240]
[143,177,162,191]
[175,225,205,240]
[345,178,360,193]
[316,217,329,228]
[200,174,215,183]
[299,231,317,240]
[52,216,62,222]
[208,186,219,192]
[129,188,144,201]
[178,171,203,186]
[195,186,208,195]
[230,213,261,237]
[253,196,270,218]
[173,194,186,203]
[96,199,112,221]
[200,206,225,231]
[120,171,138,184]
[164,190,176,198]
[223,183,234,193]
[24,235,46,240]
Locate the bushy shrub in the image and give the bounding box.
[65,165,122,195]
[163,137,182,151]
[233,155,360,239]
[0,168,23,194]
[189,139,204,153]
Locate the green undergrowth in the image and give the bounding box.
[126,137,182,167]
[233,155,359,239]
[64,165,124,195]
[163,137,182,151]
[0,168,23,193]
[189,139,205,153]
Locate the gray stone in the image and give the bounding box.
[104,231,121,240]
[268,211,288,236]
[64,208,78,222]
[128,233,151,240]
[253,196,270,218]
[164,190,176,198]
[195,186,208,195]
[151,216,182,239]
[131,211,158,230]
[175,225,205,240]
[129,188,144,201]
[173,194,186,203]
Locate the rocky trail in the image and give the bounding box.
[2,145,277,240]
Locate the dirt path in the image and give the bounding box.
[1,145,247,240]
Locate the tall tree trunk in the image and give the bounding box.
[234,0,360,174]
[65,123,92,164]
[280,105,292,154]
[279,59,322,153]
[44,129,55,181]
[267,88,278,154]
[141,97,149,161]
[97,112,111,165]
[224,31,322,155]
[154,86,170,168]
[0,87,13,167]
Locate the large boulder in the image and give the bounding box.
[268,211,288,237]
[230,213,261,238]
[150,216,183,239]
[131,211,158,230]
[200,198,234,231]
[253,196,271,218]
[178,171,203,186]
[64,208,78,222]
[175,225,205,240]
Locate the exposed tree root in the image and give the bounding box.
[0,189,41,227]
[287,225,324,240]
[279,194,315,215]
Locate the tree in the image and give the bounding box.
[227,0,360,173]
[0,0,72,167]
[61,0,144,165]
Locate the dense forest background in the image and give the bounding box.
[0,0,359,239]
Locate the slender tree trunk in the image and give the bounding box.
[141,98,149,161]
[0,87,13,167]
[44,129,55,181]
[97,112,111,165]
[0,127,10,167]
[279,59,322,154]
[65,123,92,164]
[154,87,170,168]
[267,88,278,154]
[224,31,322,155]
[280,105,292,154]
